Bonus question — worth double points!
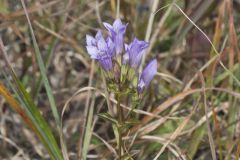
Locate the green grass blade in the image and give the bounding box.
[0,39,63,159]
[0,77,63,160]
[32,39,58,99]
[20,0,60,127]
[187,125,206,158]
[82,94,95,160]
[15,79,63,160]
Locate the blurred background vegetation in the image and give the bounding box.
[0,0,240,159]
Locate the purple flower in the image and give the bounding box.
[103,19,127,55]
[138,59,157,92]
[86,31,115,70]
[124,38,149,69]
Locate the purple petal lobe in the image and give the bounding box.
[86,46,98,59]
[113,19,123,31]
[97,37,107,52]
[86,35,96,46]
[106,37,115,56]
[95,30,104,40]
[103,22,114,33]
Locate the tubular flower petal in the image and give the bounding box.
[85,31,115,70]
[103,19,127,55]
[124,38,149,69]
[138,59,157,92]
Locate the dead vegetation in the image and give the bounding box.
[1,0,240,159]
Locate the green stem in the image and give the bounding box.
[117,53,124,159]
[117,92,124,160]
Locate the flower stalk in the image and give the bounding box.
[116,91,123,159]
[117,53,124,159]
[85,18,158,159]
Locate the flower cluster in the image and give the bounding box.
[86,19,157,93]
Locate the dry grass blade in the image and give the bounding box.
[180,103,228,135]
[2,0,59,19]
[131,86,240,135]
[237,140,240,159]
[116,0,120,18]
[61,86,160,120]
[130,89,201,133]
[136,100,229,143]
[140,0,175,72]
[78,60,95,158]
[144,0,160,42]
[153,97,200,160]
[60,87,98,160]
[173,3,240,87]
[93,132,117,156]
[184,34,228,91]
[33,21,89,68]
[156,72,183,85]
[141,135,186,160]
[0,135,29,160]
[2,1,240,158]
[205,1,225,87]
[147,0,175,55]
[138,116,168,136]
[226,0,240,144]
[226,0,240,63]
[173,0,215,48]
[199,72,217,160]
